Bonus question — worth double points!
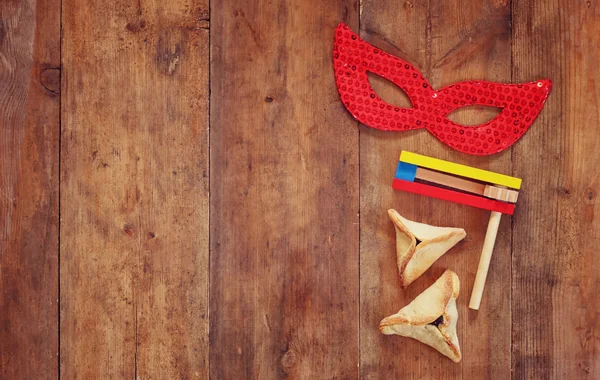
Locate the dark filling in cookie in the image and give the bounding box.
[429,315,444,327]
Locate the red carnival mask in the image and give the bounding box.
[333,23,552,155]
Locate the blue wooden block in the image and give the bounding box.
[395,161,417,182]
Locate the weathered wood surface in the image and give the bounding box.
[0,0,60,378]
[0,0,598,378]
[511,1,600,378]
[60,0,209,378]
[209,1,359,378]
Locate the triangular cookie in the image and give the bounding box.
[380,269,461,362]
[388,209,466,288]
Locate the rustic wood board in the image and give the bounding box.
[209,1,359,378]
[0,0,598,378]
[60,0,209,378]
[511,1,600,378]
[0,0,60,378]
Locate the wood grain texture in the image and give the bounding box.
[511,0,600,378]
[209,1,359,378]
[1,1,599,378]
[0,0,60,378]
[60,0,209,378]
[359,0,512,378]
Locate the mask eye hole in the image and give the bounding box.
[446,105,503,126]
[367,73,413,109]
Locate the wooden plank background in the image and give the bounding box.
[0,0,598,379]
[60,0,209,378]
[0,0,59,378]
[209,1,359,378]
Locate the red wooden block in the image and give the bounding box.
[392,179,515,215]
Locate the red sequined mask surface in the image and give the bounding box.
[333,23,552,155]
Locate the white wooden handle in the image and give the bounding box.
[469,211,502,310]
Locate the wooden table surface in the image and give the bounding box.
[2,0,599,378]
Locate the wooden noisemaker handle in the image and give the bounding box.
[469,211,502,310]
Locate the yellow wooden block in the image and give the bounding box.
[399,151,522,190]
